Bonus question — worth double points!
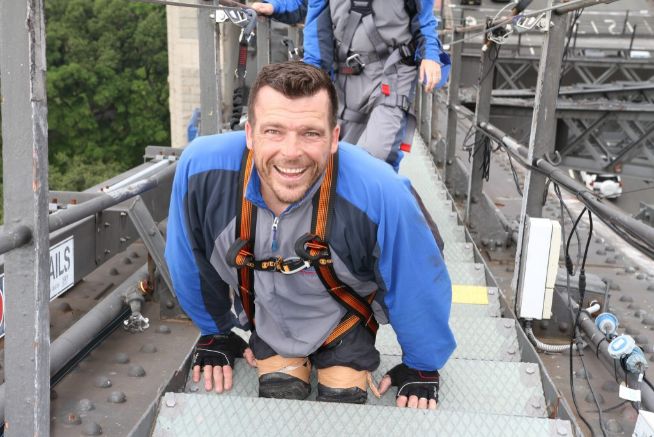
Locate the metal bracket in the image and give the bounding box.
[126,196,175,297]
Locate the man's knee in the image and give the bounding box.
[316,365,369,404]
[257,355,311,400]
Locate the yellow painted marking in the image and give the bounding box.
[452,285,488,305]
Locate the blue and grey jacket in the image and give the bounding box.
[165,131,456,370]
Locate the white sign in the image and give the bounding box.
[0,236,75,337]
[50,236,75,299]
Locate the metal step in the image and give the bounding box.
[154,395,573,437]
[368,355,547,417]
[448,261,487,286]
[444,241,475,263]
[186,319,528,415]
[376,318,520,362]
[183,355,545,417]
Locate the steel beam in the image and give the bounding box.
[513,2,569,293]
[465,34,498,225]
[0,0,51,434]
[198,1,222,134]
[256,16,271,69]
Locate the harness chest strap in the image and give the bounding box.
[229,149,378,347]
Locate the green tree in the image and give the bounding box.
[1,0,169,222]
[45,0,170,185]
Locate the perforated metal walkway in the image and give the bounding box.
[152,136,573,436]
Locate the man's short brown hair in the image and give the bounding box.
[247,61,338,128]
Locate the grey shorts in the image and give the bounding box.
[249,322,380,372]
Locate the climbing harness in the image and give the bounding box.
[227,149,378,346]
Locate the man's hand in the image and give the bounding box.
[419,59,442,94]
[250,2,274,15]
[192,332,257,393]
[377,363,439,410]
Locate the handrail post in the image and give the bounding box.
[465,21,497,225]
[1,0,51,434]
[444,29,463,186]
[512,0,570,290]
[198,0,222,134]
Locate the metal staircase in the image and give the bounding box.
[152,135,574,436]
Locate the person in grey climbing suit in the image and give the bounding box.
[251,0,450,171]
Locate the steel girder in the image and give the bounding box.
[461,54,654,90]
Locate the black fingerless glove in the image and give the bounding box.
[386,363,440,402]
[192,332,249,368]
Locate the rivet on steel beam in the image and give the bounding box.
[108,391,127,403]
[94,376,112,388]
[113,353,130,364]
[128,365,146,377]
[64,413,81,425]
[78,399,95,412]
[104,222,111,227]
[157,325,171,334]
[140,344,157,353]
[82,422,102,436]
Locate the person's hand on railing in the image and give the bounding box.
[250,2,274,15]
[420,59,442,94]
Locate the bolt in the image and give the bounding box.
[525,365,536,375]
[504,320,513,329]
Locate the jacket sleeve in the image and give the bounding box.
[266,0,307,25]
[303,0,333,72]
[411,0,444,63]
[375,177,456,371]
[164,150,236,336]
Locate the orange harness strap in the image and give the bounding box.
[232,148,377,347]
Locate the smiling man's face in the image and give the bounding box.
[245,86,339,216]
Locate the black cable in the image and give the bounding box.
[565,207,587,277]
[553,184,582,271]
[506,149,523,196]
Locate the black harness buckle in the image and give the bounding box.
[350,0,373,16]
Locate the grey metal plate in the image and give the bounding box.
[368,355,548,417]
[439,225,467,243]
[447,261,487,286]
[183,354,546,417]
[376,318,519,361]
[444,241,475,263]
[154,395,570,437]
